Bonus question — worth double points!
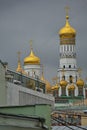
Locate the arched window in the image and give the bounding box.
[78,88,83,96]
[68,90,74,97]
[69,65,71,68]
[61,87,66,96]
[63,75,65,80]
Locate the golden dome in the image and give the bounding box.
[16,62,23,73]
[16,52,27,76]
[45,80,52,92]
[68,86,71,90]
[76,78,84,87]
[51,84,59,90]
[40,69,51,93]
[59,15,76,38]
[68,84,75,90]
[16,60,27,76]
[60,79,68,87]
[24,49,40,65]
[41,79,51,93]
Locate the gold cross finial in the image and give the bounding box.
[65,6,70,16]
[17,51,21,61]
[52,76,58,81]
[29,40,33,50]
[52,76,58,84]
[78,68,82,77]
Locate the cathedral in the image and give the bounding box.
[16,40,51,93]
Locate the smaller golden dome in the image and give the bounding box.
[24,49,40,65]
[16,60,27,76]
[70,85,75,90]
[40,69,51,93]
[51,84,59,90]
[68,84,75,90]
[59,15,76,38]
[16,51,27,76]
[68,86,71,90]
[45,80,52,92]
[16,59,22,73]
[76,78,84,87]
[60,79,68,87]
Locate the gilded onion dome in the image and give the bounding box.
[51,84,59,90]
[60,79,68,87]
[68,86,71,90]
[60,69,68,87]
[68,84,75,90]
[24,49,40,65]
[40,66,51,93]
[45,80,52,93]
[76,78,84,87]
[24,41,40,65]
[59,12,76,38]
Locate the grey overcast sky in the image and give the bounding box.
[0,0,87,83]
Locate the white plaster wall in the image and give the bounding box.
[60,58,77,68]
[58,69,78,82]
[6,82,54,107]
[24,64,41,78]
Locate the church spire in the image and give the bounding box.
[16,51,23,73]
[16,51,27,75]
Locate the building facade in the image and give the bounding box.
[0,60,54,107]
[24,41,41,79]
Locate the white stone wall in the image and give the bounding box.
[0,62,7,106]
[24,64,41,78]
[58,69,78,82]
[60,58,77,69]
[6,82,54,107]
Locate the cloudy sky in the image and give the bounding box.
[0,0,87,83]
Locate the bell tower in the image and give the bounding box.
[58,7,78,83]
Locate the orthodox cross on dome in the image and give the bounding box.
[65,6,70,16]
[52,76,58,84]
[52,76,58,81]
[29,40,33,50]
[16,51,23,73]
[78,68,82,78]
[17,51,21,62]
